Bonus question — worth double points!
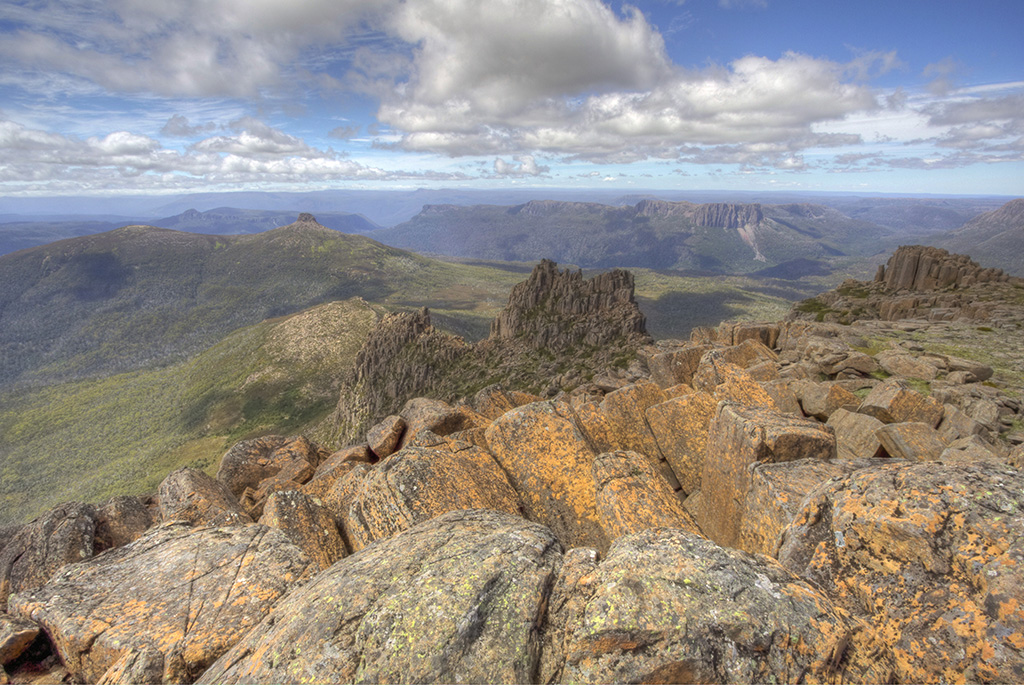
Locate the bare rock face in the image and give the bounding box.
[9,522,310,684]
[196,510,561,685]
[543,527,891,684]
[0,614,40,666]
[0,502,97,611]
[341,443,522,552]
[490,259,649,350]
[692,202,764,229]
[158,467,252,527]
[779,461,1024,684]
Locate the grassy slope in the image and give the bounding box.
[0,299,378,525]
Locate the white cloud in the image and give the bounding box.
[493,155,549,177]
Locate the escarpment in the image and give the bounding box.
[4,248,1024,684]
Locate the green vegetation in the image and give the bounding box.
[0,299,377,525]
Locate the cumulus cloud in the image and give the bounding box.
[161,115,217,138]
[0,117,477,191]
[492,155,549,177]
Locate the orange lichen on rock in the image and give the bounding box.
[592,450,702,543]
[780,461,1024,684]
[485,401,608,552]
[700,403,836,548]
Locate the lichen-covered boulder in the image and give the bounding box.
[0,614,39,666]
[542,528,892,684]
[739,458,891,557]
[779,461,1024,684]
[827,408,885,460]
[94,496,156,552]
[259,490,347,570]
[365,414,406,459]
[592,451,701,543]
[485,401,608,551]
[700,403,835,548]
[343,444,522,552]
[9,523,310,684]
[645,392,717,495]
[0,502,97,611]
[158,468,252,527]
[857,378,943,426]
[196,510,561,685]
[215,435,327,499]
[875,421,948,461]
[594,380,667,462]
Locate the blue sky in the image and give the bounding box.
[1,0,1022,197]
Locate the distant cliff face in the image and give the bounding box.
[692,203,764,229]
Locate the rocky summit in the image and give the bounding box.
[3,250,1024,684]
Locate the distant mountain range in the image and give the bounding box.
[370,199,897,273]
[929,199,1024,276]
[0,215,523,390]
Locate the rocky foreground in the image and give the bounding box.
[2,249,1024,684]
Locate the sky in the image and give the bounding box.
[1,0,1022,198]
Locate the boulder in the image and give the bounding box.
[646,345,711,388]
[96,645,165,685]
[876,350,939,380]
[258,490,347,570]
[0,502,97,611]
[543,528,891,684]
[343,444,522,552]
[397,398,484,449]
[699,404,836,548]
[158,467,252,527]
[365,414,406,459]
[592,451,702,542]
[485,401,608,551]
[693,354,777,409]
[857,378,943,426]
[644,392,717,496]
[875,421,948,461]
[779,461,1024,684]
[468,384,519,420]
[595,380,667,464]
[939,435,1006,464]
[938,403,988,443]
[240,458,317,519]
[739,458,889,557]
[196,510,561,685]
[215,435,327,499]
[796,381,860,421]
[94,496,155,552]
[827,408,886,460]
[719,338,779,369]
[0,614,39,666]
[759,379,803,416]
[9,523,310,684]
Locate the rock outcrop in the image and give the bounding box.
[793,245,1024,325]
[876,244,1013,291]
[489,259,648,349]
